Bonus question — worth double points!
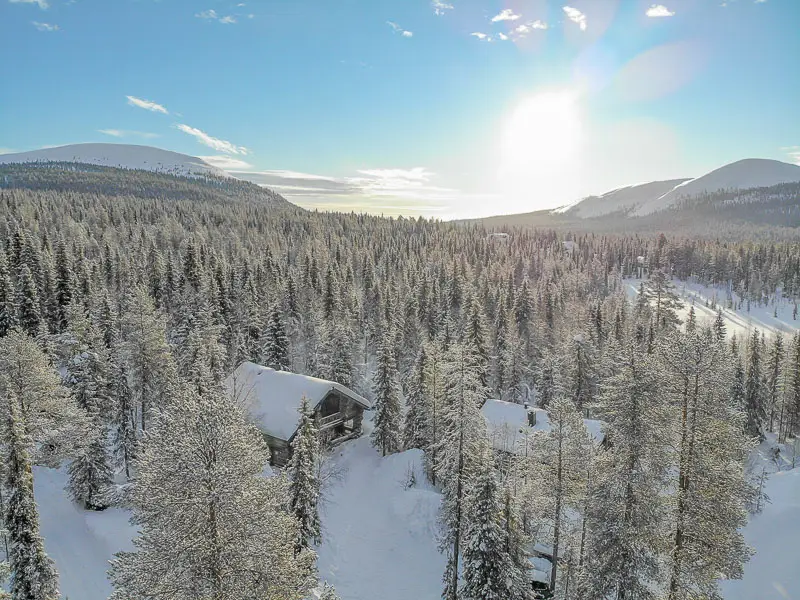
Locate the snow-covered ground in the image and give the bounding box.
[626,278,800,338]
[27,423,800,600]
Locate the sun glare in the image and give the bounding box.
[499,90,583,210]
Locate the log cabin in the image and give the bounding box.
[225,361,373,466]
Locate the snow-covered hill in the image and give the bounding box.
[634,158,800,216]
[0,143,230,179]
[561,158,800,219]
[563,178,689,218]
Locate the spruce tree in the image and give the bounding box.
[460,449,527,600]
[744,329,766,439]
[16,265,43,338]
[262,301,290,371]
[765,334,785,432]
[0,251,17,337]
[403,345,431,451]
[642,269,682,331]
[288,397,321,551]
[4,391,60,600]
[371,331,403,456]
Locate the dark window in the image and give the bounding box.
[319,394,340,417]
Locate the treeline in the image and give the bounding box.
[0,167,798,600]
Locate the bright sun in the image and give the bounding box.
[499,89,583,209]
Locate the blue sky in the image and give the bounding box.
[2,0,798,218]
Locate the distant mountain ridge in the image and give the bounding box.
[0,143,230,179]
[561,158,800,219]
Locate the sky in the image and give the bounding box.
[1,0,799,219]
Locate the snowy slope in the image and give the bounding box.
[626,279,800,338]
[564,179,689,218]
[0,143,230,179]
[635,158,800,216]
[33,467,136,600]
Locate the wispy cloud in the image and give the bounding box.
[9,0,49,9]
[498,32,509,40]
[471,32,492,41]
[563,6,587,31]
[176,124,249,155]
[491,8,521,22]
[783,146,800,166]
[0,148,16,155]
[432,0,453,16]
[198,155,254,170]
[196,9,237,24]
[387,21,413,37]
[514,20,548,34]
[646,4,675,17]
[98,129,160,139]
[126,95,169,114]
[31,21,58,31]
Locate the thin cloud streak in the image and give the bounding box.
[98,129,160,139]
[126,95,169,114]
[9,0,49,9]
[176,124,249,155]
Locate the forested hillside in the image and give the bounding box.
[1,166,799,599]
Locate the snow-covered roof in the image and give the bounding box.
[481,399,605,455]
[224,362,372,442]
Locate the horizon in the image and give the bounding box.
[2,0,799,218]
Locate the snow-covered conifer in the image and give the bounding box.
[371,330,403,456]
[109,383,314,599]
[288,396,321,551]
[262,301,290,371]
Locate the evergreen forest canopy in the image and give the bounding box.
[0,165,799,600]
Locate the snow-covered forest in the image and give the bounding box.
[1,166,800,599]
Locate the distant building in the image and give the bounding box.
[225,362,373,466]
[487,232,511,243]
[481,398,605,457]
[562,240,577,253]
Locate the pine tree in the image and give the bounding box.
[288,397,321,551]
[788,333,800,436]
[436,343,488,600]
[460,449,527,600]
[53,240,74,333]
[403,345,431,451]
[120,286,176,432]
[657,330,752,600]
[579,342,669,600]
[527,395,592,595]
[642,269,682,331]
[110,357,136,480]
[4,391,60,600]
[109,383,314,600]
[371,331,402,456]
[0,330,88,467]
[262,301,290,371]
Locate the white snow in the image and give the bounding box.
[316,436,445,600]
[566,178,689,219]
[33,467,136,600]
[26,413,799,600]
[635,158,800,216]
[0,143,231,179]
[481,399,605,455]
[224,362,372,442]
[625,278,800,338]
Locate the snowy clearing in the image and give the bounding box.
[625,278,800,338]
[30,430,800,600]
